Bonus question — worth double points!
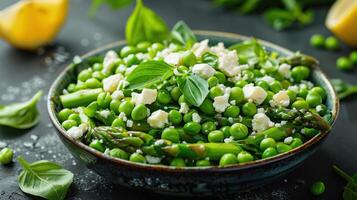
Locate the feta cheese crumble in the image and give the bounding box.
[271,91,290,107]
[132,89,157,105]
[192,113,201,123]
[103,50,119,74]
[278,63,291,78]
[192,63,216,79]
[102,74,124,93]
[179,103,189,114]
[67,124,88,140]
[147,110,169,128]
[243,84,267,105]
[218,50,240,77]
[191,39,210,57]
[213,95,230,113]
[252,113,274,132]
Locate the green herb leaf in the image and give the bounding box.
[229,39,267,63]
[17,156,74,200]
[263,9,295,31]
[202,52,218,68]
[126,0,169,45]
[0,91,42,129]
[89,0,133,16]
[177,74,209,107]
[126,60,174,90]
[331,79,357,100]
[333,165,357,200]
[171,20,197,47]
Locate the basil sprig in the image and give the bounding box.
[126,60,174,90]
[171,20,197,47]
[17,157,74,200]
[177,75,209,107]
[126,0,169,45]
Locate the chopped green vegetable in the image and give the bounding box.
[331,79,357,100]
[0,91,42,129]
[333,165,357,200]
[17,156,74,200]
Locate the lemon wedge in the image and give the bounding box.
[326,0,357,47]
[0,0,68,50]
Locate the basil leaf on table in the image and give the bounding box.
[333,165,357,200]
[202,52,218,68]
[171,20,197,47]
[177,74,209,107]
[89,0,133,16]
[263,9,295,31]
[126,61,174,90]
[17,156,74,200]
[126,0,169,45]
[0,91,42,129]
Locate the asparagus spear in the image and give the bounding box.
[60,88,103,108]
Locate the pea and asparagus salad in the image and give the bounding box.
[57,20,331,167]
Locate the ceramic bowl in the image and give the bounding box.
[47,31,339,195]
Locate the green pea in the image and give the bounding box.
[62,120,77,130]
[256,80,270,91]
[316,104,328,116]
[208,130,224,143]
[196,160,211,167]
[157,90,172,104]
[220,126,231,138]
[131,104,148,121]
[84,78,102,89]
[298,86,309,98]
[109,100,121,114]
[237,151,254,163]
[68,113,81,125]
[161,128,180,143]
[170,158,186,167]
[292,100,309,110]
[92,63,103,71]
[224,105,240,117]
[125,54,140,67]
[336,56,353,71]
[112,118,125,128]
[262,147,278,159]
[276,142,292,154]
[291,66,310,82]
[183,110,194,122]
[58,108,74,122]
[219,117,230,126]
[235,80,247,88]
[120,46,138,58]
[210,86,224,99]
[286,90,296,102]
[182,51,197,66]
[310,34,325,48]
[183,122,201,135]
[92,71,106,81]
[310,87,326,101]
[199,99,215,115]
[290,138,303,149]
[242,102,257,117]
[178,95,191,106]
[230,123,248,139]
[129,153,146,163]
[89,140,106,152]
[281,80,291,89]
[109,148,129,160]
[270,81,283,93]
[67,83,76,93]
[264,91,274,104]
[260,138,276,150]
[219,153,238,166]
[0,148,14,165]
[350,51,357,65]
[253,69,263,77]
[230,87,244,103]
[201,121,216,135]
[208,76,219,88]
[168,110,182,125]
[170,87,182,101]
[310,181,325,196]
[306,92,322,107]
[325,36,340,50]
[136,41,151,52]
[214,71,226,84]
[75,82,86,91]
[78,69,92,82]
[97,92,112,109]
[119,101,134,116]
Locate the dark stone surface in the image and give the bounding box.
[0,0,356,199]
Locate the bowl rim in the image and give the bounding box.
[47,30,339,172]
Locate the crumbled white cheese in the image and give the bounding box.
[278,63,291,78]
[224,136,234,143]
[288,85,299,93]
[145,155,162,164]
[102,74,124,93]
[179,103,189,114]
[210,42,228,56]
[154,139,165,145]
[257,108,265,113]
[243,84,267,105]
[218,51,240,77]
[99,110,111,118]
[252,113,274,132]
[258,75,275,84]
[213,95,230,113]
[191,39,210,57]
[126,120,133,128]
[316,105,323,112]
[192,63,216,79]
[271,91,290,107]
[192,113,201,123]
[131,89,157,105]
[119,112,127,121]
[111,90,124,100]
[147,110,169,128]
[103,50,119,74]
[284,136,293,144]
[164,52,183,66]
[67,124,88,140]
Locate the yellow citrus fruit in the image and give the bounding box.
[0,0,68,50]
[326,0,357,47]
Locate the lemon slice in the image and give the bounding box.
[0,0,68,50]
[326,0,357,47]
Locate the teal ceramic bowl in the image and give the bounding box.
[47,31,339,195]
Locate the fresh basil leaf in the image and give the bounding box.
[126,60,174,90]
[171,20,197,47]
[263,9,295,31]
[126,0,169,45]
[239,0,261,14]
[89,0,133,16]
[0,91,42,129]
[229,39,267,63]
[202,52,218,68]
[177,75,209,107]
[17,156,74,200]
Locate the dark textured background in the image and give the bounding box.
[0,0,356,199]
